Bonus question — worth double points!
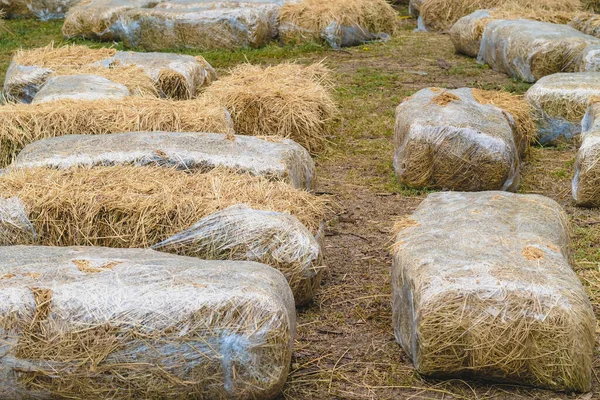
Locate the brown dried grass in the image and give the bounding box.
[202,62,336,153]
[430,91,460,106]
[0,97,229,167]
[13,43,116,67]
[279,0,398,44]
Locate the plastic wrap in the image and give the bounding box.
[31,75,131,104]
[450,10,492,57]
[577,44,600,72]
[409,0,423,18]
[153,204,323,306]
[0,0,78,19]
[0,197,36,245]
[570,12,600,38]
[0,245,295,399]
[3,48,215,103]
[280,21,390,49]
[392,191,595,392]
[573,102,600,206]
[524,72,600,144]
[13,131,317,190]
[478,19,600,82]
[393,87,521,191]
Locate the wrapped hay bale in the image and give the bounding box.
[0,245,295,399]
[577,44,600,71]
[3,45,215,103]
[31,75,131,104]
[278,0,397,49]
[573,102,600,206]
[0,0,78,19]
[478,19,600,82]
[0,197,36,245]
[203,62,335,154]
[419,0,581,32]
[392,191,596,392]
[13,131,317,190]
[393,88,522,191]
[153,204,323,306]
[114,2,280,51]
[450,10,493,57]
[0,166,327,305]
[0,97,229,167]
[570,12,600,37]
[525,72,600,144]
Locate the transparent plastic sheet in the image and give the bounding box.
[408,0,423,18]
[13,131,317,190]
[0,0,77,19]
[2,50,215,103]
[577,44,600,72]
[392,191,596,392]
[0,245,295,399]
[450,10,492,57]
[153,204,323,306]
[570,12,600,38]
[524,72,600,144]
[0,197,36,245]
[478,19,600,82]
[279,21,391,49]
[31,75,131,104]
[573,102,600,206]
[393,87,521,192]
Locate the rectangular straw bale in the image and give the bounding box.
[392,191,596,392]
[0,245,295,399]
[0,0,78,19]
[0,97,229,167]
[573,101,600,206]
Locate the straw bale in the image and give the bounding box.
[419,0,581,32]
[583,0,600,12]
[153,204,323,306]
[525,72,600,144]
[31,75,131,104]
[0,0,78,19]
[278,0,397,49]
[0,245,295,399]
[478,19,600,82]
[570,12,600,37]
[0,197,36,245]
[0,97,229,167]
[203,62,335,154]
[13,131,317,190]
[393,88,521,192]
[577,44,600,71]
[573,102,600,206]
[392,191,595,392]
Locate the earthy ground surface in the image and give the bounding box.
[1,5,598,400]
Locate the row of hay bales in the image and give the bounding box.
[0,44,336,398]
[0,0,398,50]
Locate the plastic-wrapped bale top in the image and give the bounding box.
[392,191,595,392]
[0,197,36,245]
[0,245,295,399]
[578,44,600,71]
[3,46,215,103]
[478,19,600,82]
[0,166,326,305]
[31,75,131,104]
[12,131,317,190]
[573,102,600,206]
[450,10,492,57]
[570,12,600,38]
[525,72,600,144]
[153,204,323,306]
[393,87,521,191]
[0,0,78,19]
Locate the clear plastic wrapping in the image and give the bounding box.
[570,12,600,38]
[13,131,317,190]
[392,191,596,392]
[450,10,492,57]
[0,245,295,399]
[393,87,521,191]
[478,19,600,82]
[0,197,36,245]
[0,0,77,19]
[153,204,323,306]
[573,102,600,206]
[524,72,600,144]
[31,75,131,104]
[409,0,423,18]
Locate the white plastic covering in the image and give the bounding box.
[0,0,78,19]
[392,191,595,392]
[153,204,323,306]
[408,0,423,18]
[31,75,131,104]
[478,19,600,82]
[279,21,391,49]
[450,10,492,58]
[13,131,317,190]
[0,197,36,245]
[0,245,295,399]
[573,102,600,206]
[525,72,600,144]
[2,50,215,104]
[393,87,521,191]
[577,44,600,72]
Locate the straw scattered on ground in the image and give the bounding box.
[0,97,229,167]
[203,62,336,153]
